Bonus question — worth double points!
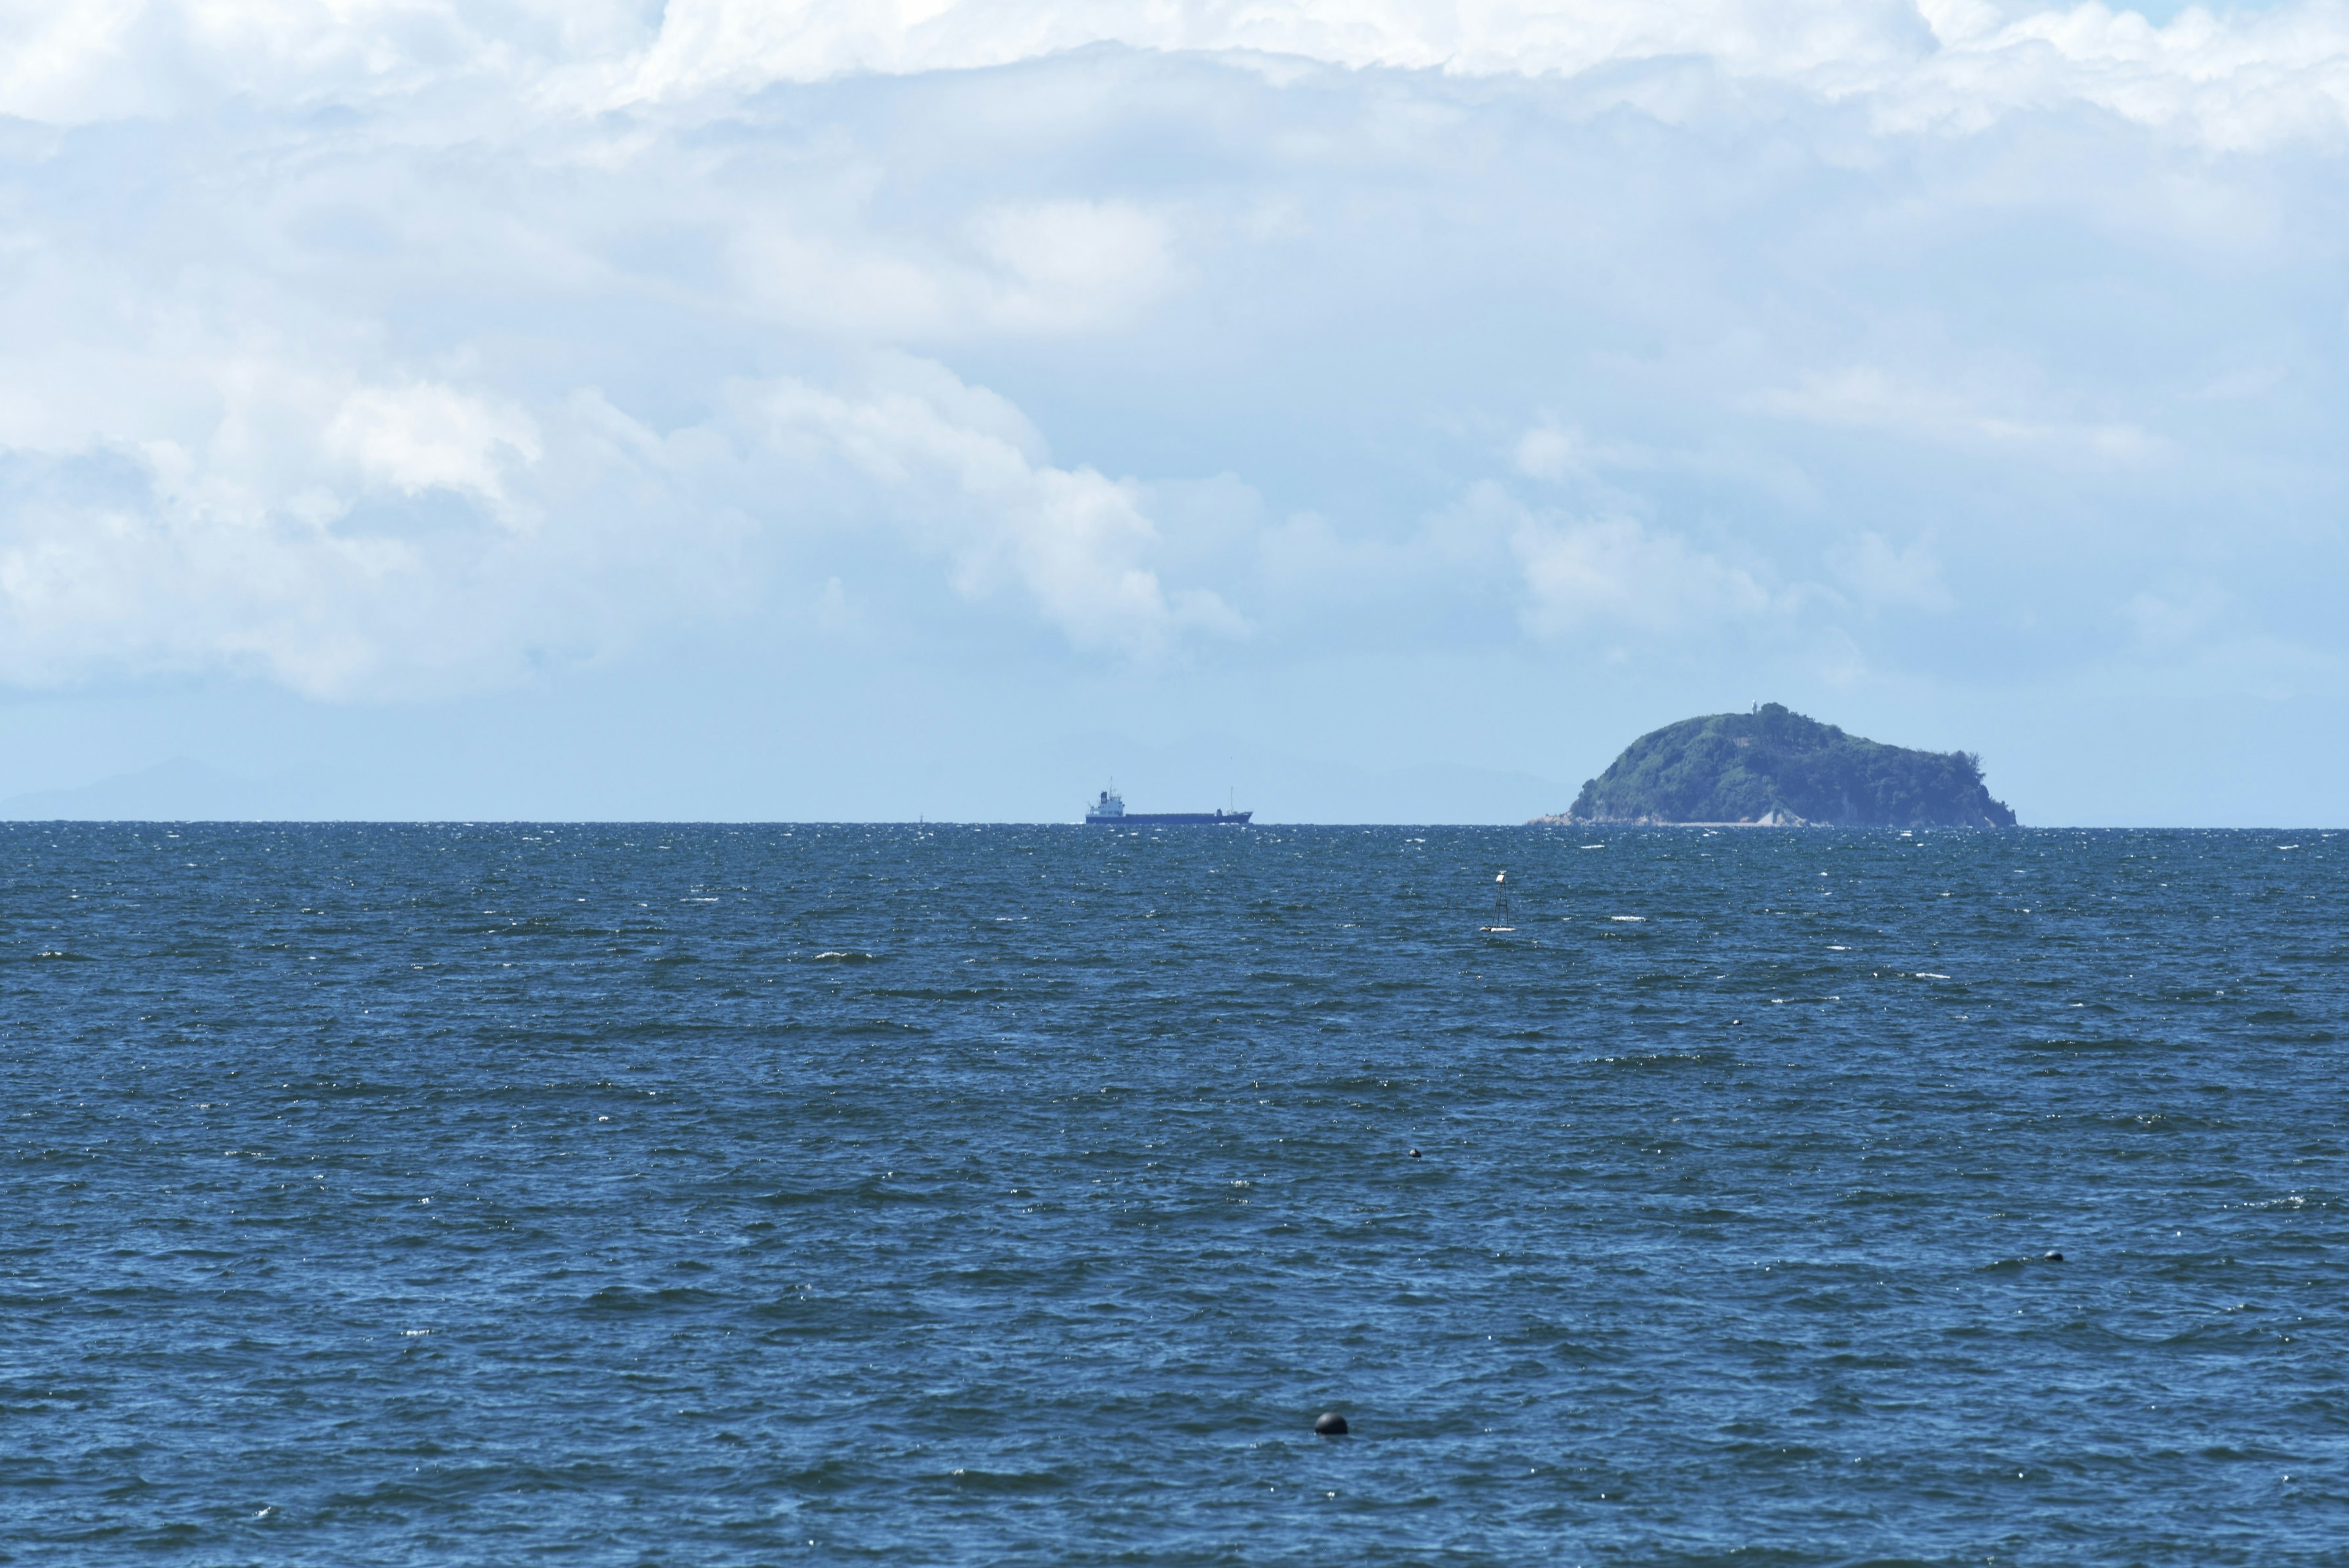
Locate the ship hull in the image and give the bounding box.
[1085,810,1252,825]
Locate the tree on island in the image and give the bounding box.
[1540,704,2016,827]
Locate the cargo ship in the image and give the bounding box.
[1083,787,1251,826]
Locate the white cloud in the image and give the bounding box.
[0,453,434,696]
[732,197,1184,339]
[326,383,541,508]
[0,0,2340,712]
[966,201,1184,331]
[1513,510,1778,639]
[0,335,1248,693]
[1,0,2347,156]
[0,0,519,122]
[587,0,2349,156]
[1753,366,2155,459]
[1514,420,1588,484]
[1828,530,1953,614]
[2123,581,2228,648]
[753,358,1244,658]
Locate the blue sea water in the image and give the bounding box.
[3,822,2344,1566]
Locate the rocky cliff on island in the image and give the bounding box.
[1534,704,2017,827]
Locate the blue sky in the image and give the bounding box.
[0,0,2344,823]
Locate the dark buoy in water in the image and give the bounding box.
[1314,1412,1349,1438]
[2044,1250,2065,1262]
[1408,1148,1422,1159]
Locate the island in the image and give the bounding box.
[1532,703,2017,827]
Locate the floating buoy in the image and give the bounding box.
[2044,1250,2065,1263]
[1408,1148,1422,1159]
[1314,1412,1349,1438]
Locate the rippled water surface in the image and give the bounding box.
[5,823,2346,1565]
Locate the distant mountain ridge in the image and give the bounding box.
[1535,704,2016,827]
[2,759,283,821]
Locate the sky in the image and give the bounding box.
[0,0,2343,824]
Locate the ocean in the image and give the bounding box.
[3,823,2342,1564]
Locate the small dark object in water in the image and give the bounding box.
[2045,1250,2065,1262]
[1314,1412,1349,1438]
[1408,1148,1421,1159]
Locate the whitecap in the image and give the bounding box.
[1609,915,1644,923]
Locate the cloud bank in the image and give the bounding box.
[0,0,2342,708]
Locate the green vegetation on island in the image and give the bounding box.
[1538,704,2017,827]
